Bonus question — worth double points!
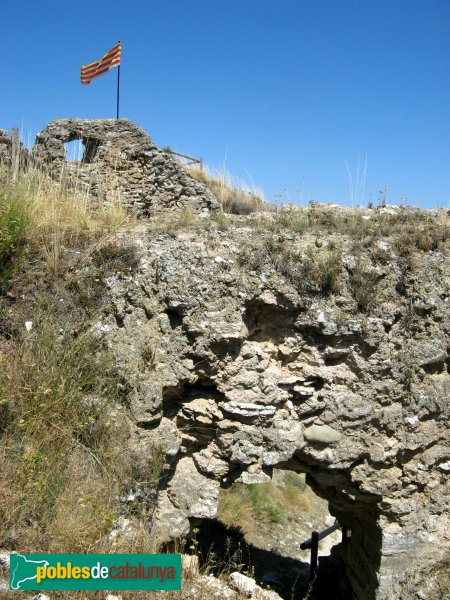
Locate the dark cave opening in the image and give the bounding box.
[181,466,382,600]
[191,472,364,600]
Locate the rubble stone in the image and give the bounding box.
[31,119,220,215]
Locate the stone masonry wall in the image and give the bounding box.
[0,129,12,166]
[31,119,220,214]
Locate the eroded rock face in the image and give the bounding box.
[91,220,448,599]
[32,119,220,214]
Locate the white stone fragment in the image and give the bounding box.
[229,571,257,596]
[241,471,271,485]
[304,424,341,444]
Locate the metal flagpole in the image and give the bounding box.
[116,41,121,119]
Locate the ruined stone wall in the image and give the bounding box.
[89,221,449,600]
[3,116,447,598]
[31,119,220,214]
[0,128,28,172]
[0,129,12,166]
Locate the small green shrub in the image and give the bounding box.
[92,241,140,275]
[276,205,308,233]
[0,185,30,287]
[303,247,342,295]
[247,237,342,296]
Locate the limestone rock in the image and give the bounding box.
[241,470,271,485]
[193,446,229,478]
[168,457,219,520]
[228,571,257,596]
[152,490,190,540]
[0,552,10,568]
[228,572,283,600]
[303,423,341,444]
[84,209,449,600]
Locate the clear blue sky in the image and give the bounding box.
[1,0,449,207]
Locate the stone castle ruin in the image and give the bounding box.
[1,119,449,600]
[2,119,220,214]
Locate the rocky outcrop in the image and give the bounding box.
[88,217,449,600]
[31,119,220,214]
[3,117,447,598]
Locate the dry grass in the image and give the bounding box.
[0,167,135,287]
[0,168,161,556]
[218,474,310,537]
[218,486,257,534]
[7,167,130,234]
[187,165,266,214]
[0,269,163,553]
[0,308,131,551]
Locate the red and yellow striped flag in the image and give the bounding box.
[81,42,121,85]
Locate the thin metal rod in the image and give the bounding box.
[116,64,120,119]
[300,521,341,550]
[310,531,319,582]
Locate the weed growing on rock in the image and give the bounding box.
[242,236,343,296]
[348,257,381,311]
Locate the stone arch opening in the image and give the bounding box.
[64,134,100,163]
[191,463,381,600]
[32,118,221,214]
[64,139,84,162]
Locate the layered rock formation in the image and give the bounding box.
[32,119,220,214]
[88,218,449,600]
[2,118,448,599]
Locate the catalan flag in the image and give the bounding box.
[81,42,121,85]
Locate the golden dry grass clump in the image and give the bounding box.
[0,167,159,555]
[187,165,266,214]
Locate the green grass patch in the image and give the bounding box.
[0,183,30,288]
[218,476,311,536]
[283,471,307,491]
[248,484,283,524]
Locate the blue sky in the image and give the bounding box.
[1,0,449,207]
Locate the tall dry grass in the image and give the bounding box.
[0,166,133,285]
[0,167,160,555]
[186,165,266,214]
